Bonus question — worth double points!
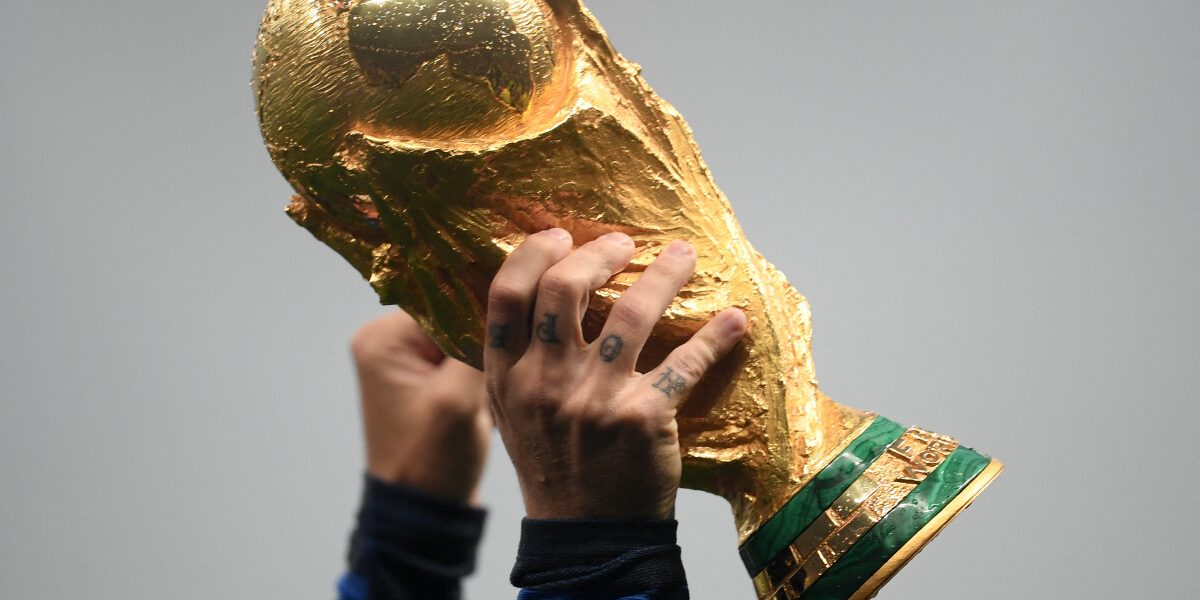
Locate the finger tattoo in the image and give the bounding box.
[599,335,624,362]
[488,323,511,349]
[535,313,561,344]
[652,367,687,398]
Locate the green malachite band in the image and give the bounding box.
[739,417,906,575]
[800,446,992,599]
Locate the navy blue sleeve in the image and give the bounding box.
[338,473,487,600]
[510,518,689,600]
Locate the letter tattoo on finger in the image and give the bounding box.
[535,313,561,343]
[652,367,687,398]
[488,323,511,349]
[599,335,624,362]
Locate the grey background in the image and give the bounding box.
[2,1,1197,598]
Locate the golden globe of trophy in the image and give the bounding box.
[253,1,1003,597]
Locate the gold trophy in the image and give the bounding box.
[253,1,1002,597]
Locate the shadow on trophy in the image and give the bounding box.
[253,1,1002,597]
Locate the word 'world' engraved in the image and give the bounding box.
[535,313,560,343]
[653,367,687,398]
[599,335,624,362]
[752,427,961,597]
[887,429,955,484]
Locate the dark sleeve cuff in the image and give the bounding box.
[510,518,688,599]
[346,473,487,600]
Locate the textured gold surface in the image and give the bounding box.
[256,0,867,539]
[752,429,960,597]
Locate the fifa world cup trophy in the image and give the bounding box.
[254,1,1002,597]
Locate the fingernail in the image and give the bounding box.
[723,309,748,336]
[665,240,694,257]
[544,227,571,240]
[600,232,634,246]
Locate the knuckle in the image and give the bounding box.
[557,398,591,423]
[538,270,584,302]
[670,350,708,383]
[585,243,629,270]
[608,402,673,439]
[649,252,694,281]
[508,371,566,415]
[529,229,569,252]
[608,298,653,332]
[514,232,571,265]
[525,380,558,405]
[522,393,565,424]
[349,323,388,365]
[614,402,656,429]
[487,279,526,312]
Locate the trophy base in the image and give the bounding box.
[848,458,1004,600]
[742,417,1003,599]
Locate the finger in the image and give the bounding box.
[388,310,445,363]
[485,229,573,374]
[591,241,697,372]
[429,358,488,416]
[350,310,443,377]
[527,232,636,359]
[639,308,747,408]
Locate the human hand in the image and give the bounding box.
[351,310,492,503]
[483,229,747,519]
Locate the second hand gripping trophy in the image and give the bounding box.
[254,1,1002,597]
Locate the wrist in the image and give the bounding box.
[348,473,488,586]
[366,458,482,504]
[364,408,489,503]
[521,485,676,521]
[511,517,686,594]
